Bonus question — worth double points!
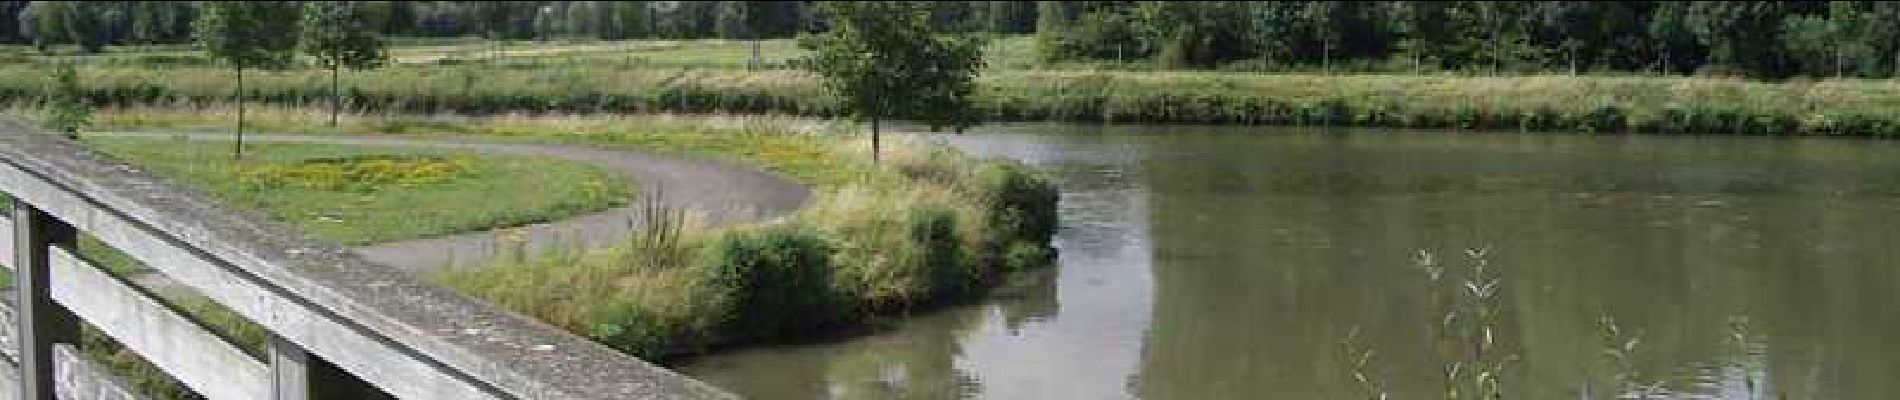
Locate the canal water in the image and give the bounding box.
[677,125,1900,399]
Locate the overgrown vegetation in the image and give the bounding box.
[54,106,1059,361]
[393,112,1063,359]
[38,61,89,137]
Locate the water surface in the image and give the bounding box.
[679,125,1900,399]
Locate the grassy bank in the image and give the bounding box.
[9,62,1900,136]
[80,137,634,245]
[71,106,1060,361]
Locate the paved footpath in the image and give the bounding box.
[98,132,811,275]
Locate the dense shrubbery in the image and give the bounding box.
[702,226,841,337]
[13,65,1900,137]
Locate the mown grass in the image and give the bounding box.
[80,136,633,246]
[8,58,1900,136]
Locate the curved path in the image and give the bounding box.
[98,132,811,275]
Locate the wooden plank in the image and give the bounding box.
[47,248,269,400]
[0,215,13,271]
[13,203,77,400]
[0,298,15,361]
[0,348,18,400]
[52,344,146,400]
[0,162,502,400]
[266,335,309,400]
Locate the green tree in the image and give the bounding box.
[196,0,300,159]
[1248,1,1305,69]
[1684,1,1797,77]
[1135,1,1251,69]
[980,1,1037,33]
[1647,1,1703,74]
[1035,1,1070,35]
[798,1,986,163]
[1389,1,1451,73]
[606,1,652,39]
[41,61,88,138]
[26,1,105,54]
[1302,1,1344,73]
[1782,14,1843,77]
[23,1,68,53]
[301,1,387,127]
[714,0,756,67]
[1464,1,1533,75]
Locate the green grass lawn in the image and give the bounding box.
[81,136,634,246]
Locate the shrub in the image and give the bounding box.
[701,226,842,337]
[906,207,969,297]
[974,162,1060,245]
[1580,105,1627,133]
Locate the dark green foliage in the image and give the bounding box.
[978,162,1061,244]
[41,62,88,137]
[1019,1,1900,78]
[1,1,1893,78]
[703,226,841,337]
[908,207,969,297]
[301,1,388,126]
[301,2,387,71]
[587,303,678,358]
[196,1,301,71]
[196,0,301,158]
[799,1,987,161]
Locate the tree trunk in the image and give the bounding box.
[749,39,762,70]
[1323,39,1332,75]
[1570,49,1578,75]
[1490,26,1502,76]
[234,65,245,160]
[1660,49,1670,76]
[331,63,341,127]
[1836,48,1845,78]
[870,116,881,164]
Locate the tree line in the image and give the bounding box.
[1037,1,1900,78]
[6,1,1032,49]
[10,1,1900,79]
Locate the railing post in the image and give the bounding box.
[269,334,311,400]
[13,199,79,400]
[271,334,384,400]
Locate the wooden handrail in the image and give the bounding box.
[0,120,734,399]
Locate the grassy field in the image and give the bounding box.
[61,106,1060,360]
[81,136,634,245]
[8,47,1900,136]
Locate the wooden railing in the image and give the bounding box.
[0,120,735,400]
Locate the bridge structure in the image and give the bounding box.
[0,122,736,399]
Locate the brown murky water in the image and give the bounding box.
[679,125,1900,399]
